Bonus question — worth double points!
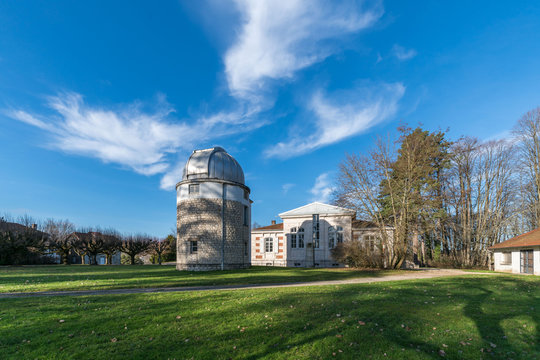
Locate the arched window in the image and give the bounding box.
[298,227,305,248]
[265,237,273,252]
[328,226,336,249]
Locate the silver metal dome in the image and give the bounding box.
[182,147,245,185]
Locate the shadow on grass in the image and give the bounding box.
[1,275,538,359]
[0,265,396,292]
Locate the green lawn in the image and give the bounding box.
[0,275,538,359]
[0,265,399,293]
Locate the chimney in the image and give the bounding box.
[271,220,276,225]
[31,224,37,230]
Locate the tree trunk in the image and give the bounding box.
[130,254,135,265]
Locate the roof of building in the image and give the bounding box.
[67,231,120,242]
[490,228,540,250]
[352,220,378,229]
[182,147,245,185]
[0,221,48,237]
[278,202,355,218]
[252,223,284,232]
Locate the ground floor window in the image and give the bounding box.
[363,235,377,251]
[190,240,198,254]
[336,226,343,244]
[298,227,305,248]
[291,227,297,248]
[501,252,512,265]
[265,238,273,252]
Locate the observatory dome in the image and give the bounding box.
[182,147,245,185]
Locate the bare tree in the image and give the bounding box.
[70,229,107,265]
[149,237,170,265]
[513,107,540,230]
[335,127,451,269]
[334,136,404,268]
[100,229,121,265]
[444,138,517,267]
[121,234,152,265]
[44,219,75,264]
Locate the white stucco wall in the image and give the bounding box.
[493,251,514,273]
[251,231,285,266]
[282,214,352,267]
[535,249,540,275]
[493,247,539,275]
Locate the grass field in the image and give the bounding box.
[0,265,400,293]
[1,274,538,359]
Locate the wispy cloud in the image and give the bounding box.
[392,44,417,61]
[282,183,295,194]
[265,82,405,158]
[310,172,334,203]
[224,0,384,103]
[9,0,394,190]
[7,92,262,189]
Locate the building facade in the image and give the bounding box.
[491,229,540,275]
[251,202,394,267]
[176,147,251,271]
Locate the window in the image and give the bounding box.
[189,184,199,194]
[336,226,343,244]
[291,227,297,248]
[520,250,533,274]
[243,206,249,226]
[265,238,273,252]
[328,226,336,249]
[244,189,249,200]
[190,240,198,253]
[244,242,248,256]
[364,235,377,251]
[298,227,305,248]
[312,214,320,248]
[501,252,512,265]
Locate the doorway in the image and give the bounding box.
[520,250,534,274]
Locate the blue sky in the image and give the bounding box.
[1,0,540,236]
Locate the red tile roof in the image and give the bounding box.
[252,223,284,232]
[490,228,540,250]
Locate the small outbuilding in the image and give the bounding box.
[490,229,540,275]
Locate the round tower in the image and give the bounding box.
[176,147,251,271]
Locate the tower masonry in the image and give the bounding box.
[176,147,251,271]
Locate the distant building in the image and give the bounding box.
[176,147,251,271]
[251,202,398,268]
[490,229,540,275]
[66,232,121,265]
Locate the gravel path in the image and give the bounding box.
[0,269,497,299]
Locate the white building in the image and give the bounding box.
[251,202,395,267]
[490,229,540,275]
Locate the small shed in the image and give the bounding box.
[490,229,540,275]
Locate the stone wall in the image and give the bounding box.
[177,197,250,271]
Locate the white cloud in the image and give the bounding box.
[392,44,417,61]
[9,1,393,190]
[265,82,405,158]
[224,0,384,102]
[282,183,295,194]
[310,172,334,203]
[8,92,262,189]
[7,110,52,130]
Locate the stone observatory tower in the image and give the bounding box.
[176,147,251,271]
